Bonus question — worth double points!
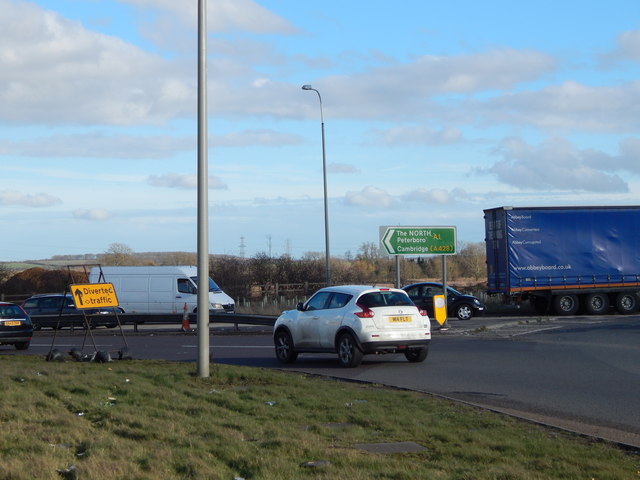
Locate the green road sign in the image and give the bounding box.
[381,226,457,255]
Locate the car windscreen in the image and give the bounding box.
[191,276,222,292]
[357,291,413,308]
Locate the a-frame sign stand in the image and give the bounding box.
[46,264,130,362]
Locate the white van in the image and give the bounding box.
[88,266,235,314]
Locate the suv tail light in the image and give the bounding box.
[418,308,428,317]
[354,302,375,318]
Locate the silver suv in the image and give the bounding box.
[273,285,431,367]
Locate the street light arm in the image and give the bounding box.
[302,85,324,123]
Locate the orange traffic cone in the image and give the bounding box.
[181,303,191,332]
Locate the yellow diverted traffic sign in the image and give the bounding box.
[71,283,119,309]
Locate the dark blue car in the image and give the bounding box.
[0,302,33,350]
[403,282,485,320]
[22,293,120,330]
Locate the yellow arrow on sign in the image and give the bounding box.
[71,283,119,309]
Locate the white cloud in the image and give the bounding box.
[212,129,304,147]
[0,190,62,207]
[328,163,360,174]
[344,186,396,208]
[73,208,113,220]
[121,0,299,53]
[322,49,556,120]
[482,137,628,193]
[599,28,640,65]
[373,125,463,145]
[470,81,640,133]
[0,0,193,126]
[404,188,469,204]
[121,0,298,34]
[613,137,640,172]
[0,133,193,159]
[147,173,228,190]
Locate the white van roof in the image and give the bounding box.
[91,266,199,276]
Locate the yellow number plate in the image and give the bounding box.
[388,315,412,323]
[4,321,21,326]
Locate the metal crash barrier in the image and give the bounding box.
[31,312,277,333]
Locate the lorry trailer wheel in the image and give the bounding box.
[584,293,609,315]
[615,292,638,314]
[553,294,579,316]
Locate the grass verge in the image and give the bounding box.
[1,355,638,479]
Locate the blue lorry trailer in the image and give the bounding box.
[484,206,640,315]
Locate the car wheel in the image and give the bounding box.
[584,293,609,315]
[404,347,428,363]
[615,292,638,315]
[455,303,473,320]
[14,342,30,351]
[337,333,363,368]
[274,330,298,363]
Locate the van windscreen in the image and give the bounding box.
[190,276,222,292]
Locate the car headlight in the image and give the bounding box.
[473,299,481,306]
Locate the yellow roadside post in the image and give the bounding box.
[433,294,448,329]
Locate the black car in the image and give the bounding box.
[403,282,486,320]
[0,302,33,350]
[22,293,120,330]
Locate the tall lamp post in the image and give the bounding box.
[302,84,331,286]
[196,0,209,378]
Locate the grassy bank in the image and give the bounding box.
[1,355,637,479]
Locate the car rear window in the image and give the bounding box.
[0,305,25,318]
[358,291,413,308]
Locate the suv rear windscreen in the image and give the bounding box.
[357,291,413,308]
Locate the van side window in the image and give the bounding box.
[177,278,195,294]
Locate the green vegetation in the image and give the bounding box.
[1,356,637,479]
[0,240,488,303]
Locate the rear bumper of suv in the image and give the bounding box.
[360,339,430,355]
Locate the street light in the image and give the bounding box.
[302,84,331,286]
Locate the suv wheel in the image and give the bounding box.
[404,347,428,363]
[274,330,298,363]
[337,333,363,368]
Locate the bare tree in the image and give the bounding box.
[456,242,486,280]
[100,243,135,265]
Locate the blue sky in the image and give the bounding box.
[2,0,640,261]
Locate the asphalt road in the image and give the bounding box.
[5,314,640,448]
